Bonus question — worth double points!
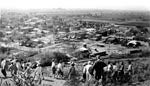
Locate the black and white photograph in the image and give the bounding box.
[0,0,150,86]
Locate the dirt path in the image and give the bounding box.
[42,77,66,86]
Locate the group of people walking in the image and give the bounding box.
[0,58,44,85]
[50,54,133,86]
[51,60,64,79]
[82,56,133,85]
[0,54,133,86]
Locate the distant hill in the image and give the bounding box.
[1,9,150,21]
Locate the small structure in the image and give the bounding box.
[127,40,141,48]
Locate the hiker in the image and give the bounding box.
[33,63,44,85]
[104,61,113,82]
[104,61,113,73]
[9,62,18,77]
[1,58,7,78]
[83,61,93,81]
[82,62,87,82]
[107,61,113,72]
[68,63,76,80]
[51,59,56,78]
[90,55,107,85]
[56,61,64,79]
[112,61,119,83]
[118,61,124,82]
[23,63,32,78]
[22,61,27,71]
[16,60,23,76]
[127,61,132,76]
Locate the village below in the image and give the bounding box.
[0,9,150,86]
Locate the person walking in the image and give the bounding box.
[23,63,32,78]
[107,61,113,72]
[68,63,76,80]
[112,61,119,83]
[51,59,56,78]
[82,62,87,82]
[127,61,132,75]
[1,58,7,78]
[90,55,107,85]
[126,61,133,83]
[16,60,23,76]
[104,61,113,83]
[83,61,93,82]
[22,61,27,71]
[33,63,44,85]
[56,61,64,79]
[118,61,124,82]
[9,62,18,77]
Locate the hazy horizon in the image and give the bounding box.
[1,8,150,13]
[0,0,150,11]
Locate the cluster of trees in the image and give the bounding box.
[32,51,70,67]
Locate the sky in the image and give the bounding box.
[0,0,150,11]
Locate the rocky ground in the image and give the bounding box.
[0,68,66,86]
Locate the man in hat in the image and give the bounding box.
[90,55,107,84]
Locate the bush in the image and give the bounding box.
[132,61,150,83]
[15,51,38,62]
[0,47,11,54]
[38,51,70,67]
[139,49,150,57]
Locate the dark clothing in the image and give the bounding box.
[119,65,124,72]
[91,60,107,80]
[52,67,56,74]
[68,66,76,80]
[95,72,102,80]
[57,69,63,76]
[1,69,6,77]
[83,72,86,80]
[119,65,124,81]
[69,67,76,75]
[112,71,118,82]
